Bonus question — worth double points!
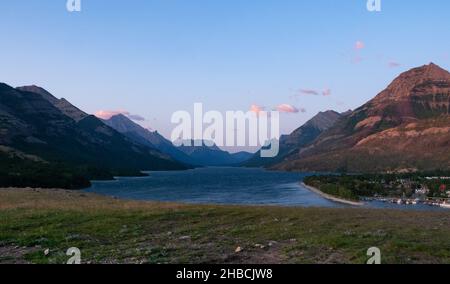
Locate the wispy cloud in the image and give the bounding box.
[355,41,365,50]
[95,110,129,119]
[299,89,319,96]
[95,109,146,121]
[297,88,332,97]
[249,104,265,114]
[276,104,299,113]
[388,61,401,68]
[322,89,332,96]
[351,41,365,64]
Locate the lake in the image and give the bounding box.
[86,167,446,211]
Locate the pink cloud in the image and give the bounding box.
[322,89,332,96]
[249,104,265,114]
[351,41,365,64]
[95,109,146,121]
[355,41,365,50]
[95,110,129,119]
[276,104,300,113]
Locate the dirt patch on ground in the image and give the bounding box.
[0,245,39,264]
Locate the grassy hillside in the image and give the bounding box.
[1,188,450,264]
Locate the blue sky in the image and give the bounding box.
[1,0,449,141]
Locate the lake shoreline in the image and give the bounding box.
[86,167,440,210]
[301,182,365,206]
[87,167,343,207]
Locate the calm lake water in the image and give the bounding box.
[86,167,446,211]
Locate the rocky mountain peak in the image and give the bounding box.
[272,64,450,173]
[374,63,450,103]
[304,110,342,131]
[16,85,59,104]
[109,113,129,122]
[17,85,88,122]
[105,114,144,134]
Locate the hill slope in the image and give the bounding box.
[103,114,195,165]
[273,63,450,173]
[0,83,187,188]
[244,111,342,168]
[16,85,88,122]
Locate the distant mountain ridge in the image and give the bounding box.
[2,63,448,190]
[103,114,253,166]
[273,63,450,173]
[103,114,195,165]
[0,83,187,189]
[177,140,253,166]
[244,110,342,168]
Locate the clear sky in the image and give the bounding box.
[1,0,449,143]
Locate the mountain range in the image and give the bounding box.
[177,140,254,166]
[1,63,449,189]
[103,114,253,166]
[244,110,342,168]
[102,114,196,165]
[0,84,187,189]
[270,63,450,173]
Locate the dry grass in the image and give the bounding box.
[0,188,183,211]
[1,188,450,264]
